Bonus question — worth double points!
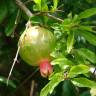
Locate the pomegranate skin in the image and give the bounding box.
[18,26,56,66]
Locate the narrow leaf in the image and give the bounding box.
[51,57,74,70]
[33,0,48,11]
[40,72,64,96]
[78,30,96,46]
[78,8,96,19]
[5,12,17,36]
[73,51,86,64]
[51,0,58,12]
[0,76,16,88]
[67,31,74,53]
[68,64,90,78]
[41,0,48,11]
[33,0,41,10]
[72,77,96,88]
[77,48,96,64]
[79,25,96,33]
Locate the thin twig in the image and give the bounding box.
[7,46,20,85]
[7,12,32,86]
[46,13,63,22]
[15,10,20,25]
[8,68,39,96]
[16,0,33,18]
[17,68,39,89]
[56,10,65,13]
[16,0,64,23]
[30,80,35,96]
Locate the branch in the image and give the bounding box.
[46,13,64,22]
[30,80,35,96]
[16,0,64,22]
[8,68,39,96]
[16,0,33,18]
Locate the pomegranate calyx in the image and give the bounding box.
[39,59,53,78]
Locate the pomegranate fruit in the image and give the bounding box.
[18,26,55,77]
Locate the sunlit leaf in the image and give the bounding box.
[51,57,74,70]
[63,18,72,25]
[68,64,90,78]
[78,8,96,19]
[72,77,96,88]
[67,31,74,53]
[40,72,64,96]
[33,0,48,11]
[33,0,41,10]
[41,0,48,11]
[51,0,58,12]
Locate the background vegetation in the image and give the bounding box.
[0,0,96,96]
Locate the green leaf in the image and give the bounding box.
[33,0,41,11]
[68,64,90,78]
[51,0,58,12]
[67,31,74,53]
[0,76,16,88]
[78,30,96,46]
[78,8,96,19]
[72,14,80,23]
[31,15,44,24]
[0,0,7,23]
[62,80,77,96]
[33,0,48,11]
[6,0,17,14]
[41,0,48,11]
[5,12,17,36]
[80,90,90,96]
[79,25,96,33]
[63,18,72,25]
[68,12,72,19]
[51,57,74,70]
[72,77,96,88]
[77,48,96,64]
[73,50,86,64]
[40,72,64,96]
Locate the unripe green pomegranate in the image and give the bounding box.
[18,26,55,77]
